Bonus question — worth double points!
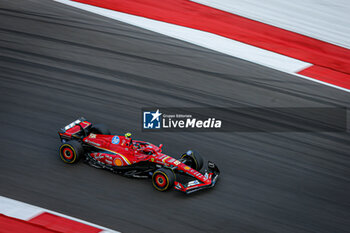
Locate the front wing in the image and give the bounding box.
[174,161,220,194]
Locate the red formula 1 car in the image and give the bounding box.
[58,118,219,194]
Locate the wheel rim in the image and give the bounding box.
[155,174,166,187]
[62,147,74,160]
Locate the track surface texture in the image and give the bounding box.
[1,1,350,233]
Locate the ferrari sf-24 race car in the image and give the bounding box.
[58,118,220,194]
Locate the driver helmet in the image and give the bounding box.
[125,132,133,146]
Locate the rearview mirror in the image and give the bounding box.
[158,144,163,149]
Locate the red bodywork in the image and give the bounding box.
[58,120,217,193]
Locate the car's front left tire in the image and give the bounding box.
[59,140,83,164]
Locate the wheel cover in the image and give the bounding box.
[155,174,167,187]
[62,147,74,160]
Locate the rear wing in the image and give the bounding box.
[58,117,92,141]
[58,117,87,133]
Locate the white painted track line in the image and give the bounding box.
[54,0,311,74]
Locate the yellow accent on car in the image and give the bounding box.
[161,156,169,162]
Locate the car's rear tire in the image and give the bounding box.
[152,168,175,191]
[180,150,204,171]
[59,140,83,164]
[90,124,111,135]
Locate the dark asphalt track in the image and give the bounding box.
[1,1,350,232]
